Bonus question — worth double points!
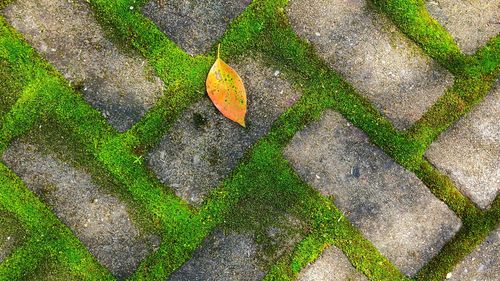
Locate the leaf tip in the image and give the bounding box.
[237,118,246,127]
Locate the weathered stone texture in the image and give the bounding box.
[298,246,368,281]
[168,230,265,281]
[287,0,453,129]
[285,110,461,275]
[426,83,499,210]
[3,141,158,279]
[448,228,499,281]
[426,0,500,54]
[142,0,252,55]
[148,58,300,205]
[3,0,164,131]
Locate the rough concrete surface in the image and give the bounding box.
[284,110,461,276]
[142,0,252,55]
[2,141,158,280]
[287,0,453,130]
[297,246,368,281]
[426,0,500,54]
[426,82,499,210]
[167,229,265,281]
[168,214,305,280]
[148,57,300,205]
[448,227,499,281]
[2,0,164,132]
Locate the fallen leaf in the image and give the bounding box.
[206,44,247,127]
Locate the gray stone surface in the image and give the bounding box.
[425,0,500,54]
[148,57,300,205]
[142,0,252,55]
[426,83,499,210]
[168,229,265,281]
[284,110,461,276]
[448,227,499,281]
[2,141,158,280]
[287,0,453,130]
[297,246,368,281]
[0,211,25,263]
[169,213,305,280]
[2,0,164,132]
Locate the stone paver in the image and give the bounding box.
[148,57,300,205]
[284,110,461,276]
[0,211,25,263]
[287,0,453,130]
[297,246,368,281]
[2,0,164,132]
[142,0,252,55]
[426,82,499,210]
[169,213,305,281]
[425,0,500,54]
[448,227,499,281]
[168,229,265,281]
[2,141,158,279]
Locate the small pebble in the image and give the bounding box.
[193,155,201,165]
[446,272,452,279]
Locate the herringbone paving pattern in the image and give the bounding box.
[0,0,498,280]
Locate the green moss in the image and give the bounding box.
[20,117,160,235]
[24,259,78,281]
[0,0,14,9]
[0,0,498,279]
[416,161,479,218]
[416,197,499,281]
[0,210,26,255]
[217,147,310,269]
[198,137,407,280]
[408,74,496,148]
[87,0,272,153]
[0,60,23,121]
[0,164,113,280]
[192,112,208,129]
[371,0,466,74]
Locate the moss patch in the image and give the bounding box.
[0,60,23,121]
[0,0,498,280]
[0,209,26,258]
[19,116,160,236]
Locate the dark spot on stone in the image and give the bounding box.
[72,80,85,93]
[206,148,222,166]
[352,200,381,220]
[351,166,360,178]
[193,112,208,130]
[41,183,58,197]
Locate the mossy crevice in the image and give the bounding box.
[0,0,498,280]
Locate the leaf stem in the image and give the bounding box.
[217,43,221,59]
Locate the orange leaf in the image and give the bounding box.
[206,44,247,127]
